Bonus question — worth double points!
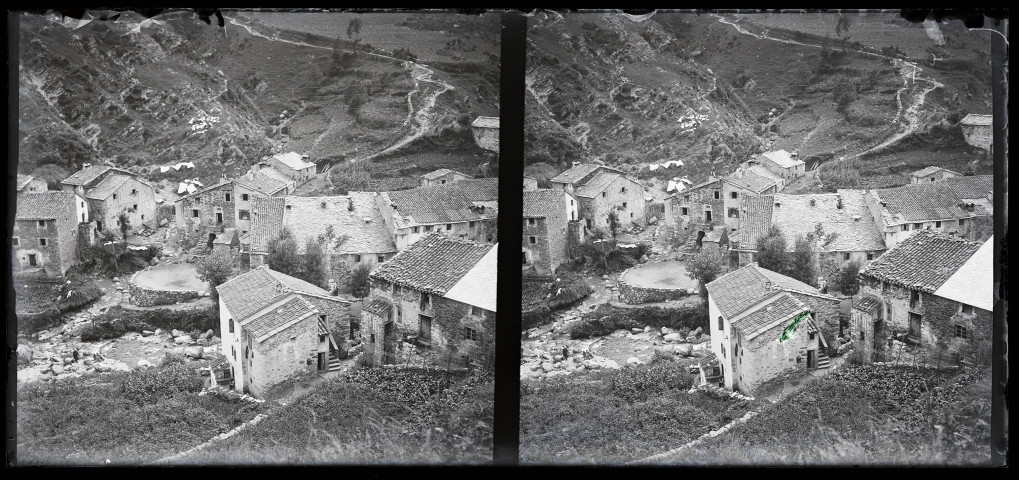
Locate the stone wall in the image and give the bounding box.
[790,292,842,353]
[129,270,205,307]
[737,323,820,395]
[616,264,693,304]
[961,124,992,151]
[249,314,320,397]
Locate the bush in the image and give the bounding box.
[122,356,204,405]
[80,306,220,341]
[18,308,63,334]
[612,361,693,403]
[570,304,708,339]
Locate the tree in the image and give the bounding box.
[788,234,819,287]
[755,225,788,274]
[267,227,301,278]
[688,247,728,298]
[300,237,327,288]
[607,210,621,239]
[347,18,362,52]
[348,263,372,301]
[118,212,131,240]
[835,14,854,52]
[196,249,234,302]
[829,259,862,296]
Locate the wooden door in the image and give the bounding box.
[419,315,432,341]
[807,350,816,369]
[28,254,37,267]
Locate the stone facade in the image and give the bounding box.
[128,282,204,307]
[421,171,472,187]
[789,292,841,353]
[574,175,646,231]
[616,264,693,304]
[672,179,725,229]
[88,176,157,236]
[176,183,236,247]
[733,319,821,395]
[12,218,76,277]
[910,169,960,184]
[470,117,500,152]
[522,198,569,274]
[960,119,992,151]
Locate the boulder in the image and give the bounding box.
[174,335,193,345]
[648,216,658,225]
[51,364,65,376]
[661,327,673,335]
[141,330,155,337]
[626,356,642,366]
[675,343,694,357]
[644,326,651,332]
[639,254,649,263]
[210,336,221,344]
[203,346,218,356]
[63,357,74,366]
[691,326,704,336]
[663,333,684,343]
[699,333,711,343]
[83,358,94,367]
[171,329,185,338]
[17,344,33,365]
[540,362,554,373]
[204,329,215,339]
[184,346,204,359]
[154,329,163,335]
[137,359,154,369]
[94,362,113,373]
[172,347,186,356]
[630,328,644,334]
[159,218,169,227]
[37,372,54,382]
[150,257,160,266]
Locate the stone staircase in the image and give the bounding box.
[676,227,702,257]
[815,349,831,369]
[327,348,342,372]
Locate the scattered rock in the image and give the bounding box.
[174,335,193,345]
[626,356,642,366]
[17,344,33,365]
[664,333,684,343]
[639,254,649,263]
[184,346,204,359]
[197,338,209,346]
[94,362,113,373]
[51,364,65,376]
[171,329,185,338]
[691,326,704,336]
[38,372,54,382]
[63,357,74,366]
[540,362,554,373]
[137,359,154,369]
[154,329,163,335]
[83,358,94,367]
[150,257,160,266]
[643,326,651,332]
[204,329,215,339]
[172,347,186,355]
[630,328,644,334]
[159,218,169,227]
[675,343,694,356]
[661,327,673,335]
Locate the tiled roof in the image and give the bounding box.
[61,165,112,186]
[83,174,132,200]
[575,171,623,198]
[911,166,960,178]
[872,182,989,225]
[243,295,319,342]
[370,234,493,295]
[282,194,396,255]
[15,191,76,221]
[706,263,822,319]
[422,168,470,180]
[257,166,294,185]
[961,114,992,126]
[769,191,885,252]
[17,174,37,191]
[522,189,565,218]
[748,164,784,185]
[859,230,982,293]
[732,292,808,339]
[235,171,289,195]
[363,298,392,317]
[383,178,498,228]
[853,295,882,314]
[760,150,803,168]
[725,168,780,193]
[274,152,315,170]
[217,266,331,322]
[249,197,285,255]
[934,236,993,311]
[444,244,498,312]
[550,164,603,185]
[702,225,726,243]
[471,116,500,129]
[940,175,993,199]
[734,194,774,249]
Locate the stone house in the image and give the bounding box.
[550,163,645,232]
[233,170,292,237]
[522,189,571,274]
[361,234,496,368]
[421,168,472,187]
[523,175,539,191]
[672,166,781,244]
[247,194,397,285]
[17,174,48,193]
[852,231,989,364]
[865,175,992,248]
[909,166,961,184]
[701,225,729,252]
[375,178,499,250]
[217,265,352,398]
[960,114,992,151]
[706,263,841,395]
[60,166,156,236]
[13,191,85,277]
[470,116,500,153]
[269,152,316,185]
[731,190,886,270]
[757,150,805,184]
[175,180,235,248]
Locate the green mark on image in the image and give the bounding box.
[779,311,812,342]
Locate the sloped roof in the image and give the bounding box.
[575,171,626,198]
[706,263,823,319]
[853,295,882,314]
[83,174,133,200]
[911,166,960,178]
[217,265,332,322]
[859,230,982,293]
[282,194,396,255]
[702,225,727,243]
[443,244,498,312]
[770,191,885,252]
[243,295,319,343]
[370,234,493,295]
[759,150,803,169]
[273,152,315,170]
[733,194,774,249]
[249,197,286,255]
[17,174,39,191]
[383,178,499,228]
[235,171,289,196]
[872,181,990,224]
[422,168,471,180]
[471,116,500,129]
[732,292,809,339]
[522,189,565,218]
[61,165,112,186]
[725,168,780,194]
[748,164,784,185]
[363,298,392,317]
[940,175,993,199]
[15,191,76,221]
[550,164,603,185]
[257,166,294,185]
[932,235,993,311]
[961,114,992,126]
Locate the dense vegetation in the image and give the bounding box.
[570,303,708,339]
[78,305,219,341]
[521,273,594,331]
[16,277,104,333]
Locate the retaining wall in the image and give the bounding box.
[129,271,205,307]
[617,263,695,305]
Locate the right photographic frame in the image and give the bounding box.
[519,10,1003,466]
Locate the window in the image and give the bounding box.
[238,210,250,220]
[192,209,200,218]
[319,334,327,343]
[470,221,476,228]
[867,252,874,261]
[955,324,969,339]
[39,238,47,246]
[913,223,922,230]
[463,326,481,342]
[959,218,966,227]
[622,202,628,208]
[131,188,137,195]
[229,318,234,333]
[774,202,781,208]
[133,204,138,211]
[684,195,690,202]
[721,343,725,358]
[601,192,606,198]
[630,212,634,218]
[394,284,401,294]
[809,332,816,340]
[225,193,231,202]
[446,224,452,231]
[396,306,403,321]
[412,226,420,233]
[528,236,537,244]
[377,255,385,263]
[242,193,249,201]
[901,224,909,231]
[244,346,249,359]
[843,252,851,261]
[112,194,117,199]
[570,199,574,206]
[621,187,627,193]
[195,197,201,204]
[354,254,362,263]
[910,290,920,309]
[714,190,720,200]
[936,221,942,228]
[285,205,291,211]
[809,199,816,206]
[681,207,689,216]
[470,305,481,316]
[38,220,46,227]
[961,304,974,314]
[882,281,890,294]
[728,208,739,218]
[370,333,376,344]
[12,238,18,246]
[730,191,738,199]
[141,215,145,220]
[349,323,356,340]
[718,316,724,330]
[232,345,236,359]
[860,331,865,341]
[425,226,432,232]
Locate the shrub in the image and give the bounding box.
[121,357,204,405]
[612,361,693,403]
[18,308,63,334]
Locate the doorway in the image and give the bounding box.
[807,350,816,368]
[696,230,706,248]
[207,233,217,250]
[383,321,395,364]
[216,212,223,224]
[705,210,712,222]
[28,254,37,267]
[317,352,327,371]
[419,315,432,341]
[909,312,922,340]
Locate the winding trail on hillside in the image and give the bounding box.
[711,14,943,164]
[226,16,454,165]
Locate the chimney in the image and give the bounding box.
[572,161,581,169]
[764,281,772,292]
[853,215,861,222]
[321,200,328,209]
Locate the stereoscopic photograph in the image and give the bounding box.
[12,8,499,465]
[519,10,999,465]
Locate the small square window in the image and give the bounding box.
[527,218,536,225]
[446,224,452,231]
[959,218,966,227]
[141,215,145,220]
[913,223,922,230]
[40,238,47,246]
[955,324,969,339]
[238,210,251,220]
[621,187,627,193]
[354,255,362,263]
[242,194,249,201]
[714,191,720,199]
[425,226,433,232]
[112,194,117,199]
[867,252,874,260]
[469,221,476,228]
[901,224,909,231]
[935,221,942,228]
[622,202,628,208]
[412,226,420,233]
[601,192,606,198]
[377,255,385,263]
[529,236,537,244]
[730,191,738,199]
[463,326,481,342]
[192,209,200,218]
[681,207,689,215]
[12,238,19,246]
[843,252,851,261]
[225,193,231,202]
[133,204,138,210]
[961,304,974,314]
[131,188,137,195]
[38,220,46,227]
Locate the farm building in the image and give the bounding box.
[865,175,993,248]
[421,168,473,187]
[909,166,961,184]
[550,163,645,232]
[375,178,499,250]
[61,165,156,236]
[522,189,573,274]
[13,191,89,277]
[959,114,992,151]
[756,150,805,184]
[470,116,500,152]
[17,174,48,193]
[269,152,316,185]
